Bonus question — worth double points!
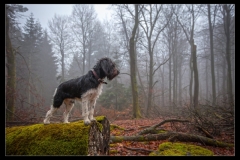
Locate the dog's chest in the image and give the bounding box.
[81,84,103,100]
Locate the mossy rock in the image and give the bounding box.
[149,142,214,156]
[6,116,107,155]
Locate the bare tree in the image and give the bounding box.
[139,4,172,116]
[129,4,142,118]
[48,14,72,83]
[112,4,142,118]
[174,4,201,108]
[207,4,217,106]
[220,4,234,106]
[71,4,97,74]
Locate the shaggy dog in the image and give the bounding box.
[43,57,119,125]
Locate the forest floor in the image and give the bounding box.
[95,107,235,156]
[108,118,235,156]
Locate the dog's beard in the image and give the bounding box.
[107,69,119,80]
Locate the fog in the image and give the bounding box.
[6,4,235,122]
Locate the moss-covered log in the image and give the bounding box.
[6,116,110,155]
[110,131,234,148]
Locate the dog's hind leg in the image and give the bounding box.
[43,105,58,124]
[63,99,74,123]
[89,99,96,121]
[81,100,91,125]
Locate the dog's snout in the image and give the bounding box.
[117,70,120,74]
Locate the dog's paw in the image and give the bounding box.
[84,119,91,125]
[63,121,70,124]
[43,119,50,124]
[90,117,96,121]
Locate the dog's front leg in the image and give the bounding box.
[89,99,96,121]
[82,100,91,125]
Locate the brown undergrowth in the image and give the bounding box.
[101,106,234,156]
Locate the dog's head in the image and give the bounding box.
[99,57,120,80]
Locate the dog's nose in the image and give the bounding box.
[117,70,120,74]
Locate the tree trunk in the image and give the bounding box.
[88,40,92,71]
[61,49,65,82]
[147,47,153,116]
[6,9,16,121]
[129,4,141,118]
[161,66,165,108]
[137,66,147,109]
[189,52,193,108]
[168,47,172,110]
[178,54,182,107]
[223,5,234,106]
[208,4,216,106]
[205,50,209,102]
[6,116,110,155]
[192,43,199,109]
[88,117,110,155]
[28,51,32,108]
[82,45,86,75]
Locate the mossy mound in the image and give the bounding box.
[149,142,214,156]
[6,116,105,155]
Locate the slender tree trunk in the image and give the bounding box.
[82,49,86,75]
[137,67,147,110]
[222,57,226,101]
[178,55,182,107]
[205,51,209,102]
[207,4,216,106]
[146,42,153,117]
[173,51,176,108]
[161,66,165,108]
[61,49,65,82]
[222,4,234,106]
[191,42,199,109]
[129,4,141,118]
[6,11,16,121]
[88,41,92,71]
[189,52,193,108]
[28,51,32,108]
[168,48,172,110]
[173,47,178,109]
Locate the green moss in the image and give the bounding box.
[95,116,105,122]
[6,117,105,155]
[149,142,213,156]
[110,124,124,131]
[149,151,160,156]
[110,136,124,143]
[109,150,118,154]
[110,144,117,147]
[156,129,167,134]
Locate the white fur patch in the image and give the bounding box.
[81,83,103,101]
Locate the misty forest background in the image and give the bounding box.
[6,4,235,124]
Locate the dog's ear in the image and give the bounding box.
[101,59,110,75]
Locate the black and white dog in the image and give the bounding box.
[43,57,119,125]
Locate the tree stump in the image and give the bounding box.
[88,117,110,155]
[6,116,110,156]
